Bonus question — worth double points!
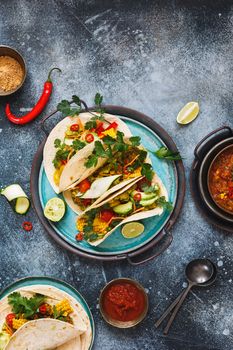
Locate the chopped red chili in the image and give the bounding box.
[70,124,79,132]
[102,281,146,322]
[6,313,16,328]
[22,221,33,231]
[85,133,94,143]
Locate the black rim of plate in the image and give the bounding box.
[0,276,95,349]
[31,105,185,263]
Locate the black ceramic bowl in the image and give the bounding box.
[199,137,233,223]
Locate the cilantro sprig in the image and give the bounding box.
[8,292,46,318]
[153,147,182,161]
[156,196,173,212]
[57,95,81,117]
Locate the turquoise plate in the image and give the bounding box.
[38,116,178,256]
[0,276,95,349]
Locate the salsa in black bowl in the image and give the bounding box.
[199,136,233,223]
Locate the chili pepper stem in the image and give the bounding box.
[47,67,61,82]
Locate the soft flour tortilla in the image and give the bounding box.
[60,143,152,213]
[81,173,168,247]
[4,319,80,350]
[43,112,132,193]
[0,285,92,350]
[63,177,141,215]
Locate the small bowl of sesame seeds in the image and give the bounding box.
[0,45,27,96]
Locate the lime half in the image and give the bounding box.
[44,197,65,222]
[177,102,199,125]
[121,222,145,239]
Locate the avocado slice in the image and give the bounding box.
[140,197,158,207]
[131,190,156,201]
[113,201,133,215]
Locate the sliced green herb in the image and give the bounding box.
[129,136,141,147]
[54,139,61,148]
[156,196,173,211]
[72,139,86,151]
[153,147,182,161]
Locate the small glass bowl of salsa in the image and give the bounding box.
[99,278,148,328]
[208,144,233,215]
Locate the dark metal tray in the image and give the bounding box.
[31,105,185,264]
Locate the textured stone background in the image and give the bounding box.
[0,1,233,349]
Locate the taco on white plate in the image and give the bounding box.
[43,112,132,193]
[77,173,171,246]
[0,285,92,350]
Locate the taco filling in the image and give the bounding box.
[69,144,149,211]
[77,177,171,243]
[0,292,74,340]
[52,117,119,186]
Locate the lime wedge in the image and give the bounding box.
[121,222,145,239]
[44,197,65,222]
[177,102,199,125]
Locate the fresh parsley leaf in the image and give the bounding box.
[85,154,98,168]
[153,147,182,161]
[85,120,97,130]
[54,139,61,148]
[8,292,46,318]
[141,183,157,193]
[141,163,154,181]
[72,95,81,106]
[156,196,173,212]
[94,92,103,106]
[102,135,116,145]
[72,139,86,151]
[95,141,108,158]
[129,136,141,147]
[57,100,71,116]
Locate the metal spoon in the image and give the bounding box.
[155,259,216,335]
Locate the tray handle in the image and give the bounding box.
[126,228,173,266]
[194,126,232,160]
[40,99,89,135]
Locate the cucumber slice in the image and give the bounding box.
[1,184,30,215]
[140,197,158,207]
[131,190,156,201]
[113,201,133,215]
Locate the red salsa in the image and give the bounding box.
[208,146,233,213]
[102,281,146,322]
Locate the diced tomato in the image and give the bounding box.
[61,159,67,165]
[133,193,142,201]
[39,304,47,314]
[100,209,115,222]
[70,124,79,132]
[85,133,94,143]
[76,232,84,241]
[82,198,92,206]
[105,122,118,130]
[78,179,91,193]
[6,313,16,328]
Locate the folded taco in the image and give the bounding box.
[77,173,170,246]
[62,138,152,213]
[43,112,132,193]
[0,285,92,350]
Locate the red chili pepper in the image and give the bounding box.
[96,122,105,135]
[70,124,79,132]
[5,68,61,125]
[39,304,47,314]
[85,133,94,143]
[6,313,16,328]
[76,232,84,241]
[105,122,118,130]
[22,221,33,231]
[133,192,142,202]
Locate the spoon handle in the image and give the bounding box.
[163,284,193,335]
[155,289,186,328]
